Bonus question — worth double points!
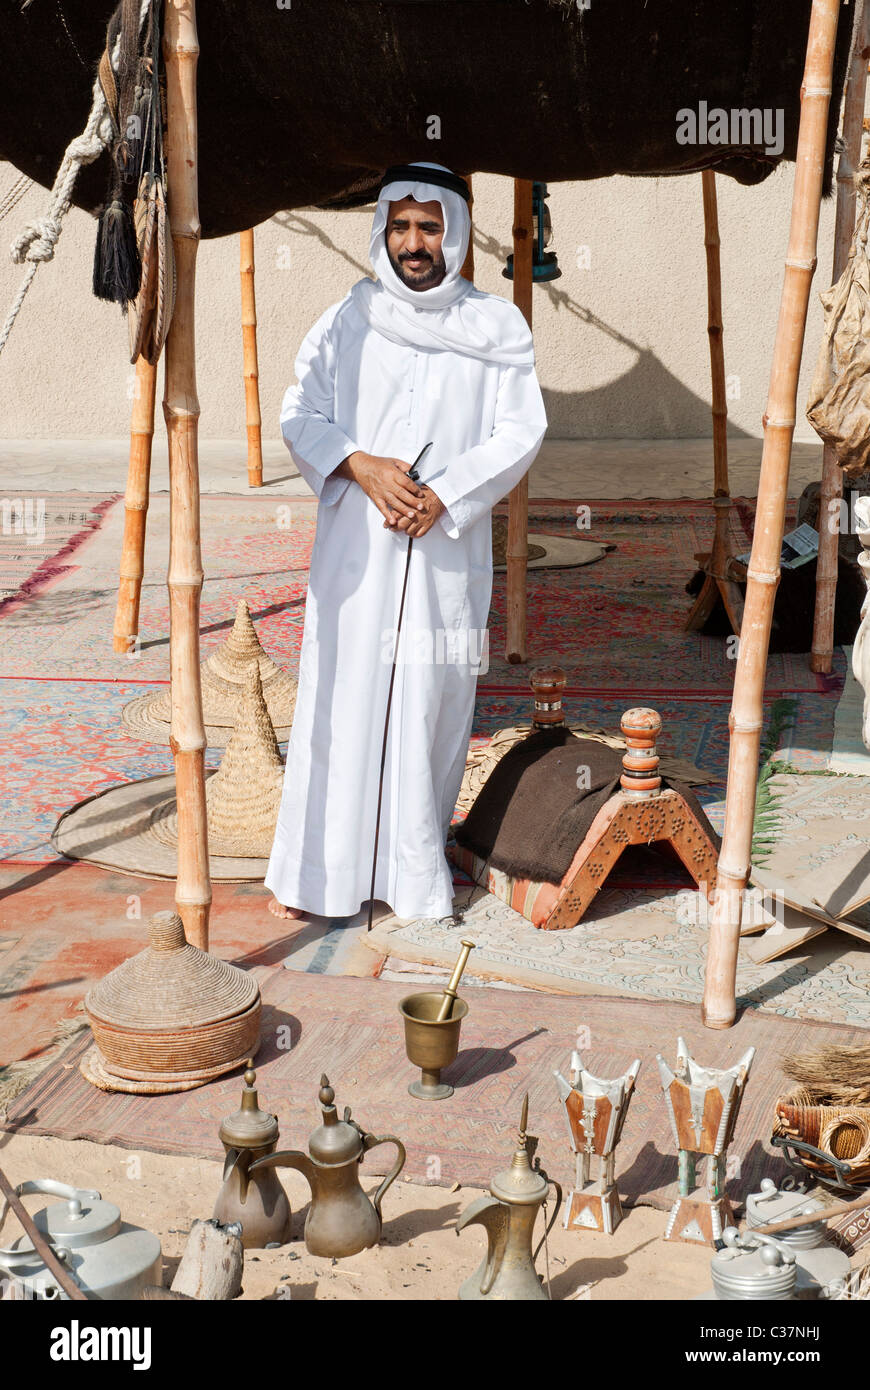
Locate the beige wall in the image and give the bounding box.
[0,163,835,443]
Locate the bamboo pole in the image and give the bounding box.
[162,0,210,951]
[811,0,870,672]
[506,178,533,664]
[685,171,744,635]
[702,0,842,1029]
[704,170,729,501]
[113,355,158,653]
[240,228,263,488]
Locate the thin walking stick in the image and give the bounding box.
[366,443,433,933]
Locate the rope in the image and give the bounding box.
[0,174,34,224]
[0,0,150,359]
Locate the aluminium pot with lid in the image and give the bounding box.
[745,1178,851,1298]
[710,1227,797,1301]
[0,1179,162,1300]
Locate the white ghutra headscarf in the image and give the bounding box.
[349,162,535,367]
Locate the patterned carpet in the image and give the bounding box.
[369,880,870,1026]
[0,679,223,864]
[3,971,866,1212]
[0,494,119,613]
[485,497,828,698]
[0,493,844,864]
[0,494,314,683]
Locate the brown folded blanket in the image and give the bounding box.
[454,727,720,885]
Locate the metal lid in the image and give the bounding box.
[712,1229,796,1300]
[219,1061,280,1150]
[490,1095,550,1206]
[32,1195,122,1250]
[308,1076,363,1166]
[746,1178,825,1248]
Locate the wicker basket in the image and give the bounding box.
[83,910,261,1092]
[773,1095,870,1185]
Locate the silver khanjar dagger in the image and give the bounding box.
[366,442,434,933]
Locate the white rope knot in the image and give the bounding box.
[67,122,115,165]
[11,216,63,265]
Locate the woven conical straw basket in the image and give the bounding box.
[151,664,284,858]
[82,911,261,1093]
[122,598,296,745]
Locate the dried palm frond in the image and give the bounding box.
[781,1044,870,1106]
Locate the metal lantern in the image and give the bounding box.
[503,182,561,283]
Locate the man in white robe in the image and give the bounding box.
[266,162,547,922]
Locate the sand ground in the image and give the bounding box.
[0,1132,714,1301]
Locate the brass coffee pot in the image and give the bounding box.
[249,1075,406,1258]
[457,1095,562,1300]
[212,1062,292,1250]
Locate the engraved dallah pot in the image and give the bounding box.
[249,1076,405,1258]
[457,1095,562,1301]
[212,1062,292,1250]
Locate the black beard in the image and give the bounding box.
[387,246,447,290]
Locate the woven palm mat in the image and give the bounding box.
[366,879,870,1027]
[3,971,868,1218]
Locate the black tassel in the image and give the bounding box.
[93,197,141,305]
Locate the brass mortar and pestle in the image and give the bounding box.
[399,939,475,1100]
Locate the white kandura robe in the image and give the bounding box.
[265,293,547,920]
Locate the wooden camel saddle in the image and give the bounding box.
[450,668,719,930]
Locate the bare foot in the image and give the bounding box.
[268,897,305,920]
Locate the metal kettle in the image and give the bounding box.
[457,1095,562,1301]
[212,1062,292,1250]
[249,1075,406,1258]
[0,1179,161,1300]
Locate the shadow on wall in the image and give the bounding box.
[543,347,751,440]
[269,212,753,441]
[271,210,370,280]
[470,225,754,440]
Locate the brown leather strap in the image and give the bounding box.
[98,45,119,129]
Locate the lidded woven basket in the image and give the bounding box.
[83,911,261,1092]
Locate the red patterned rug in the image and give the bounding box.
[0,493,120,615]
[483,496,825,697]
[4,970,866,1216]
